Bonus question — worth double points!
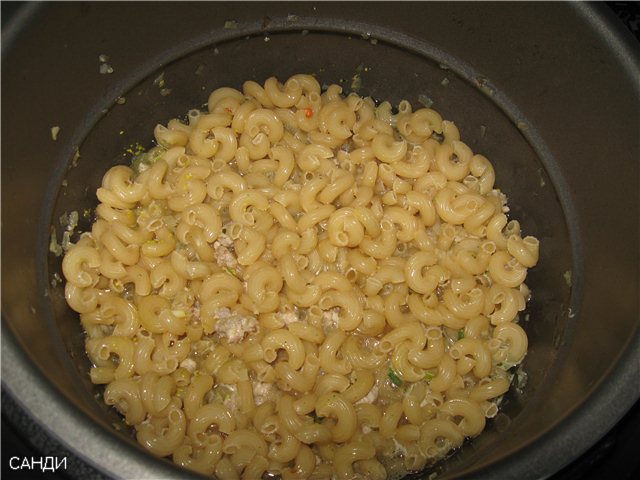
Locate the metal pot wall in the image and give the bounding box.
[2,2,639,479]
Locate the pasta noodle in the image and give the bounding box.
[61,74,539,479]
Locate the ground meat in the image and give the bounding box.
[216,232,234,248]
[278,311,299,326]
[206,384,238,412]
[214,308,258,343]
[221,384,239,412]
[322,307,340,332]
[214,241,238,270]
[252,382,274,406]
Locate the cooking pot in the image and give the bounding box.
[2,2,638,479]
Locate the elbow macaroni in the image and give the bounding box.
[61,74,539,479]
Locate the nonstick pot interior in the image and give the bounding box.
[2,2,639,479]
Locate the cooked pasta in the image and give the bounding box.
[61,74,539,479]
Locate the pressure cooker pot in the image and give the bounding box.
[2,2,638,479]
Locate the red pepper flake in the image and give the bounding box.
[304,107,314,118]
[225,107,233,114]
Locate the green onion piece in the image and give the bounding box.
[563,270,573,287]
[350,74,362,91]
[67,211,79,231]
[424,371,435,382]
[457,329,465,340]
[388,368,403,387]
[49,228,63,257]
[223,266,238,278]
[418,94,434,108]
[130,152,148,173]
[220,389,232,401]
[131,146,165,174]
[59,212,69,228]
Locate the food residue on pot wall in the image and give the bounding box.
[98,54,113,74]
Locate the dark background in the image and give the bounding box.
[2,1,639,479]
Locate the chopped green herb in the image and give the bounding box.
[58,209,75,228]
[59,212,70,228]
[49,227,63,257]
[223,266,239,278]
[457,329,465,340]
[388,368,403,387]
[350,74,362,91]
[424,371,435,382]
[68,147,81,170]
[99,63,114,75]
[50,126,60,141]
[153,72,165,87]
[131,146,166,173]
[125,142,146,156]
[61,230,72,251]
[68,211,79,231]
[418,94,434,109]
